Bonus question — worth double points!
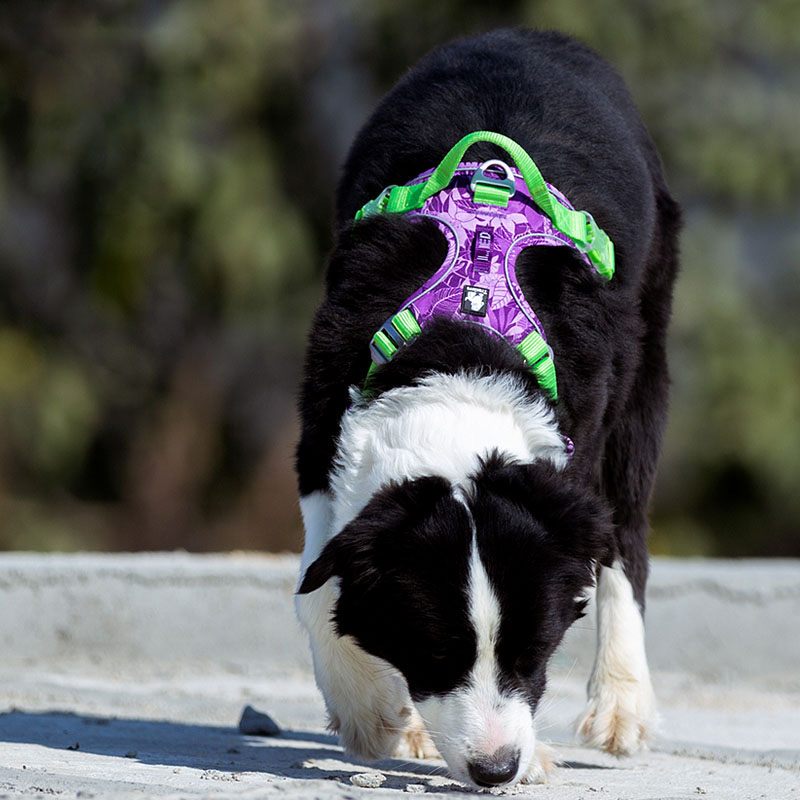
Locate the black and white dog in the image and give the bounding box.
[295,29,680,788]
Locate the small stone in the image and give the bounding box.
[124,751,137,759]
[238,705,281,736]
[405,784,426,793]
[350,772,386,788]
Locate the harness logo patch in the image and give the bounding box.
[461,285,489,316]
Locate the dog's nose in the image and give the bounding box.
[467,746,520,787]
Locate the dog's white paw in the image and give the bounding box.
[577,673,656,756]
[519,741,558,784]
[318,639,412,761]
[330,697,411,761]
[580,561,658,756]
[392,708,440,760]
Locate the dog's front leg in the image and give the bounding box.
[296,582,414,759]
[296,492,413,760]
[519,741,558,784]
[578,561,656,755]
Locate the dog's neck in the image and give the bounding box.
[329,371,567,536]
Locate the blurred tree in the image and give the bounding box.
[0,0,797,555]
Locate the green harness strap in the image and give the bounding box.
[356,130,615,281]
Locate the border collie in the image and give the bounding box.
[295,28,680,788]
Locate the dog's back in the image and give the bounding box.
[338,29,670,281]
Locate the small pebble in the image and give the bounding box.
[124,751,138,759]
[238,705,281,736]
[405,784,426,793]
[350,772,386,788]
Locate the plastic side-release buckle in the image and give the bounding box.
[369,330,397,364]
[574,212,615,280]
[470,159,516,207]
[355,185,396,221]
[368,309,422,366]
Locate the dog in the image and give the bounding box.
[294,28,680,788]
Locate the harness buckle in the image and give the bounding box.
[470,160,516,207]
[573,211,599,251]
[355,185,396,220]
[368,309,422,366]
[573,212,615,280]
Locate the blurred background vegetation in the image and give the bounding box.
[0,0,798,556]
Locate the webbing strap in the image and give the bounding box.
[472,181,512,207]
[364,310,560,402]
[355,131,615,280]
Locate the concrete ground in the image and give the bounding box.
[0,553,798,800]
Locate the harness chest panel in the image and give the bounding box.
[403,162,591,350]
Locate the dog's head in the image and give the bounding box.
[298,456,611,787]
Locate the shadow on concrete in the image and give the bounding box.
[0,710,612,791]
[0,709,446,788]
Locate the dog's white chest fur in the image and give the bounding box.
[329,372,566,536]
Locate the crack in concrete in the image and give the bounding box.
[649,579,800,605]
[0,569,297,592]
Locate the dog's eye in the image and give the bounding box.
[430,646,449,662]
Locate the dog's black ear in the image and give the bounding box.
[297,539,341,594]
[549,483,614,567]
[472,455,614,566]
[296,475,454,595]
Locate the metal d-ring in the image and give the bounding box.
[470,159,517,194]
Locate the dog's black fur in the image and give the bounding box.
[297,28,680,715]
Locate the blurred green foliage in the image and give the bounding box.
[0,0,797,555]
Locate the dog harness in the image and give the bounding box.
[356,131,615,403]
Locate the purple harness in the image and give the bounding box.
[367,159,593,406]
